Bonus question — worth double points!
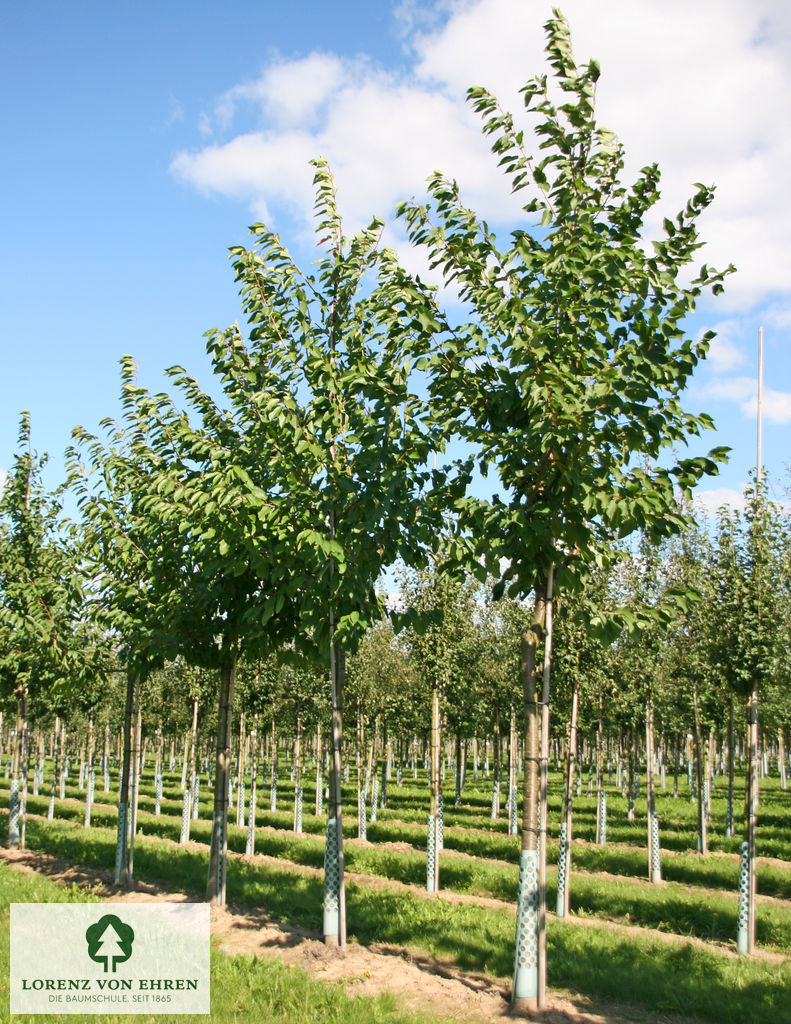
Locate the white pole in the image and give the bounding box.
[757,326,764,485]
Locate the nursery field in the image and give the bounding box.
[3,760,791,1024]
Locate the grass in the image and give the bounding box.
[9,788,791,955]
[5,817,791,1024]
[0,860,452,1024]
[5,760,791,1022]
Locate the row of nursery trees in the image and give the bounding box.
[2,495,789,919]
[1,13,787,1015]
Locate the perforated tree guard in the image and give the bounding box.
[8,780,20,846]
[114,802,127,883]
[238,779,246,827]
[737,841,751,955]
[510,785,518,836]
[598,788,607,845]
[246,781,256,855]
[295,786,303,834]
[512,848,539,1001]
[650,809,662,883]
[358,797,367,840]
[323,816,341,942]
[555,821,568,917]
[426,813,437,893]
[179,786,191,844]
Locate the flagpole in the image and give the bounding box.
[756,326,764,485]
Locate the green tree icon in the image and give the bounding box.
[85,914,135,972]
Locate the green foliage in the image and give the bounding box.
[0,413,107,718]
[399,11,732,599]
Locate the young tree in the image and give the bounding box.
[398,12,731,1012]
[0,414,98,850]
[220,160,453,943]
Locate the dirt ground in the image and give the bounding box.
[0,844,714,1024]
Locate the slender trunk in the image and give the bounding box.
[236,711,246,828]
[746,689,759,952]
[726,701,735,835]
[492,709,501,819]
[355,700,363,830]
[115,668,137,885]
[426,682,441,893]
[293,715,303,833]
[19,707,30,850]
[207,655,238,905]
[595,692,606,844]
[557,682,578,917]
[324,619,346,947]
[7,695,24,848]
[246,715,259,855]
[83,715,95,828]
[316,720,324,817]
[128,686,143,880]
[692,681,707,856]
[190,697,199,809]
[512,571,550,1014]
[103,721,110,793]
[512,586,543,1012]
[454,733,462,806]
[645,698,661,883]
[47,719,60,821]
[536,569,553,1011]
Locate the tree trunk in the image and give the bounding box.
[128,686,143,880]
[426,682,441,893]
[556,681,578,917]
[7,693,25,849]
[645,698,661,883]
[207,654,238,906]
[692,681,707,856]
[315,720,324,817]
[83,715,94,828]
[115,668,137,885]
[293,714,303,833]
[726,700,735,835]
[512,571,549,1014]
[323,619,346,947]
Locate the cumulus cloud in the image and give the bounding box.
[171,0,791,319]
[701,375,791,423]
[692,485,747,517]
[703,320,747,374]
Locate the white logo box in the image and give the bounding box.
[10,903,210,1014]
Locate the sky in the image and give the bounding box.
[1,0,790,515]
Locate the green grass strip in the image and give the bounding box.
[9,818,791,1024]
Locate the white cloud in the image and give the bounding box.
[171,0,791,316]
[701,375,791,423]
[763,304,791,330]
[692,485,747,517]
[703,320,746,374]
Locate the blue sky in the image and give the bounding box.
[2,0,789,513]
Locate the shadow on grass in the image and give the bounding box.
[16,817,791,1024]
